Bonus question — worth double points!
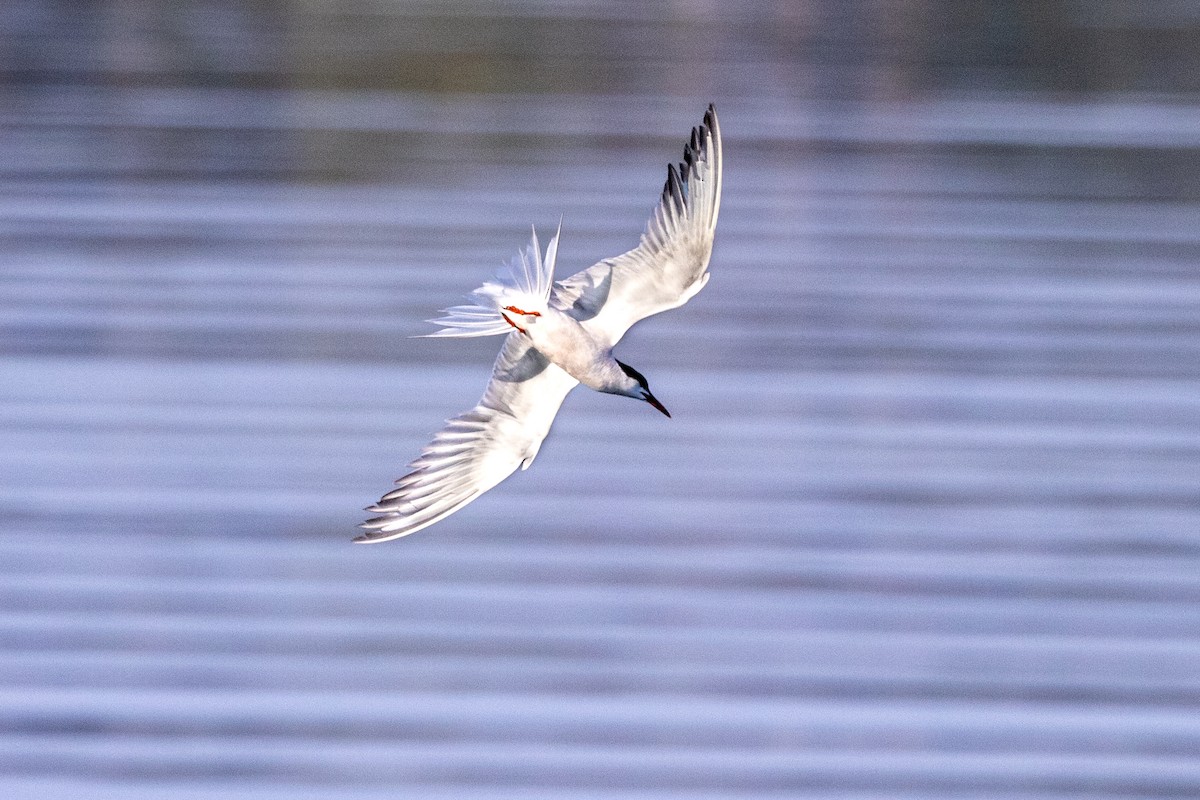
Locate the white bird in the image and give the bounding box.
[358,104,722,543]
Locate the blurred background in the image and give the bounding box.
[3,1,1200,797]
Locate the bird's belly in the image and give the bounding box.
[525,312,612,389]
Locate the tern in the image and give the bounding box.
[358,104,722,542]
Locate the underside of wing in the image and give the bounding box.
[357,334,578,542]
[553,104,722,347]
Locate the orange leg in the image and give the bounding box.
[501,307,544,319]
[501,306,539,335]
[502,306,541,317]
[500,310,527,335]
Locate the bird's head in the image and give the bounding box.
[616,360,670,418]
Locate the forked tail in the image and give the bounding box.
[421,223,560,338]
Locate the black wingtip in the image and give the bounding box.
[678,104,718,182]
[660,162,686,212]
[702,105,719,152]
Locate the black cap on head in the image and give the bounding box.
[616,360,649,387]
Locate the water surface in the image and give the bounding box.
[3,3,1200,798]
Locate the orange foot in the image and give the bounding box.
[502,306,541,317]
[499,304,537,333]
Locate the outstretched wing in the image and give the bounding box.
[552,104,722,347]
[357,334,579,543]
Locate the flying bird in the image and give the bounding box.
[358,105,722,542]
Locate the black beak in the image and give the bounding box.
[643,390,671,418]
